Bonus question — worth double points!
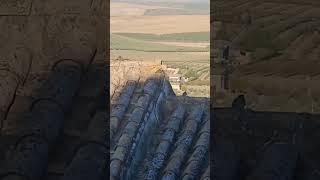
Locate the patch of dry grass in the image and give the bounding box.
[111,15,209,34]
[111,2,168,16]
[110,50,209,62]
[151,41,209,48]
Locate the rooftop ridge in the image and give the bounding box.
[110,73,210,180]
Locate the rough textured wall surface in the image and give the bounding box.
[0,0,107,128]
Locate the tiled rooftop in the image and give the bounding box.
[0,59,107,180]
[110,72,210,180]
[213,95,320,180]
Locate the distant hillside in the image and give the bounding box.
[114,32,210,42]
[144,8,208,15]
[110,34,209,52]
[111,0,209,13]
[111,0,208,3]
[213,0,320,77]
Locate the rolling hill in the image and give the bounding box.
[110,33,209,52]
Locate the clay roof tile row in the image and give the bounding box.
[110,73,210,180]
[0,60,107,180]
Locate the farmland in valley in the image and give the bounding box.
[213,0,320,112]
[110,33,209,52]
[111,0,210,97]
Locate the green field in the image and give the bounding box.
[110,33,209,52]
[214,0,320,75]
[164,60,210,81]
[164,60,210,97]
[113,32,210,42]
[213,0,320,111]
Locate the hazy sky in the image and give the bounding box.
[112,0,209,3]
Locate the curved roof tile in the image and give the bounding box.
[109,71,209,180]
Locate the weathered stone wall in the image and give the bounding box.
[0,0,107,127]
